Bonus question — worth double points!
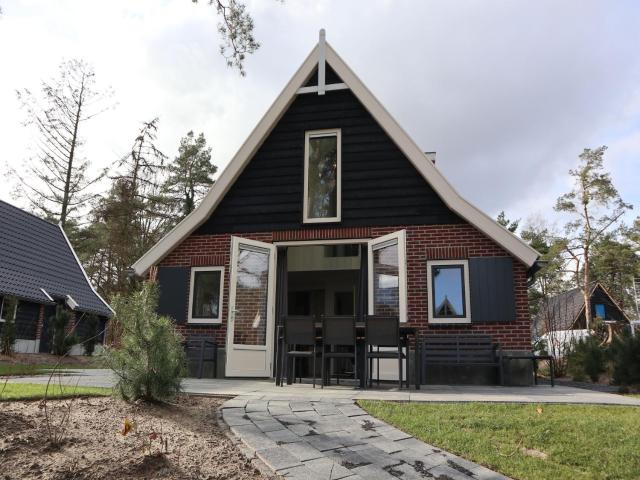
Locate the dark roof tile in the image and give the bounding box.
[0,200,113,317]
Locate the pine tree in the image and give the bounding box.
[14,59,113,228]
[555,146,632,330]
[163,131,217,221]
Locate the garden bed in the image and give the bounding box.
[0,395,266,480]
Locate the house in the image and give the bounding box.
[133,31,540,384]
[0,200,114,354]
[534,282,631,354]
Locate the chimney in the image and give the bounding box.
[425,152,436,165]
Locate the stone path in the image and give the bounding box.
[10,371,640,406]
[221,396,509,480]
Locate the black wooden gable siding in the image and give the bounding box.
[196,79,461,234]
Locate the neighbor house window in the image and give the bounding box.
[188,266,224,324]
[303,129,341,223]
[426,260,471,324]
[0,297,5,322]
[594,303,606,319]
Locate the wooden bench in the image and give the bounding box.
[420,334,504,385]
[183,335,218,379]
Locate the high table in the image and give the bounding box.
[274,322,419,389]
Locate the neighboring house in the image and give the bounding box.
[0,200,113,354]
[534,283,631,335]
[133,32,541,384]
[534,283,631,356]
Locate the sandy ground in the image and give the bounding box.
[0,395,268,480]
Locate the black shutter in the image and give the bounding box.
[156,266,190,323]
[469,257,516,323]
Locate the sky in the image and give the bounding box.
[0,0,639,232]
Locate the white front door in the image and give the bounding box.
[367,229,407,320]
[225,236,277,377]
[367,230,408,381]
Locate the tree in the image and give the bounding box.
[496,211,519,233]
[555,146,632,330]
[0,296,18,355]
[589,234,640,314]
[163,131,216,220]
[51,305,77,356]
[194,0,260,76]
[521,220,572,374]
[77,119,170,297]
[105,282,186,402]
[14,60,113,228]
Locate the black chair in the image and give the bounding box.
[364,315,406,389]
[184,335,218,379]
[282,315,319,388]
[321,316,358,388]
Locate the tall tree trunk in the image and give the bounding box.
[60,77,85,228]
[583,244,592,330]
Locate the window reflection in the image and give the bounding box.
[307,135,337,219]
[432,266,465,317]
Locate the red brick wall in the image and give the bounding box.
[158,224,531,350]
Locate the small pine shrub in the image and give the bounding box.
[82,314,100,356]
[0,296,19,355]
[567,336,606,382]
[609,329,640,387]
[105,282,186,402]
[51,305,77,355]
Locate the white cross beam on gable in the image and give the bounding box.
[296,29,349,95]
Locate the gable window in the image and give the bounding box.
[594,303,606,319]
[427,260,471,324]
[303,129,341,223]
[188,266,224,324]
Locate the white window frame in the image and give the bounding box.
[188,266,225,324]
[303,128,342,223]
[0,297,18,323]
[367,230,408,322]
[427,259,471,324]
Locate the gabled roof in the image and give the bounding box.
[0,200,114,317]
[133,34,540,274]
[539,282,631,330]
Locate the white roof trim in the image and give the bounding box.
[40,288,54,302]
[133,40,539,274]
[58,224,116,316]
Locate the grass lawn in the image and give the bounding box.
[0,382,112,401]
[360,401,640,480]
[0,360,105,376]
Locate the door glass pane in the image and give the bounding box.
[307,134,338,219]
[431,265,465,317]
[372,241,399,316]
[233,245,269,346]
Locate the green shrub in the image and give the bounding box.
[609,329,640,386]
[0,296,19,355]
[82,314,100,356]
[105,282,185,402]
[567,336,606,382]
[51,305,77,355]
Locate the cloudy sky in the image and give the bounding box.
[1,0,639,230]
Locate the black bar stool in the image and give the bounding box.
[321,316,358,388]
[364,315,406,389]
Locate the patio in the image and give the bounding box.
[7,369,640,406]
